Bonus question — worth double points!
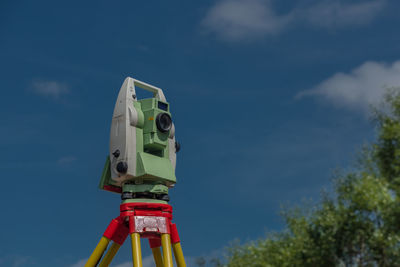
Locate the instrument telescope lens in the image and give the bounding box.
[156,113,172,133]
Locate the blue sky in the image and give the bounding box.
[1,0,400,266]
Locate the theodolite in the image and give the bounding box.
[85,77,186,267]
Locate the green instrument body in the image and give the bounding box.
[98,78,178,203]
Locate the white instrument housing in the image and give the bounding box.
[109,77,176,186]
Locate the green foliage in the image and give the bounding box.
[195,257,207,267]
[372,89,400,193]
[222,89,400,267]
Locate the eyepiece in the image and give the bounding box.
[156,113,172,133]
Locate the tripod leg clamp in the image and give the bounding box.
[103,217,129,245]
[170,223,180,244]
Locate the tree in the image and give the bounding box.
[222,90,400,267]
[195,257,207,267]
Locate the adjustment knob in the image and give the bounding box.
[116,162,128,174]
[112,149,120,158]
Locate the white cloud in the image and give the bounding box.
[112,262,133,267]
[0,256,33,267]
[12,257,31,267]
[58,156,77,165]
[113,255,200,267]
[70,258,88,267]
[70,254,201,267]
[112,262,130,267]
[297,60,400,112]
[70,255,154,267]
[201,0,385,41]
[114,255,153,267]
[31,80,69,98]
[201,0,291,40]
[300,0,385,28]
[70,249,213,267]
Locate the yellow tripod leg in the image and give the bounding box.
[151,247,164,267]
[85,237,110,267]
[131,233,143,267]
[98,242,121,267]
[161,234,173,267]
[172,242,186,267]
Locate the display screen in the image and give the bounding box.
[158,101,168,111]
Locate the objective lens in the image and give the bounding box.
[156,113,172,133]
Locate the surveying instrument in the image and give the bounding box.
[85,77,186,267]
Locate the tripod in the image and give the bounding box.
[85,202,186,267]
